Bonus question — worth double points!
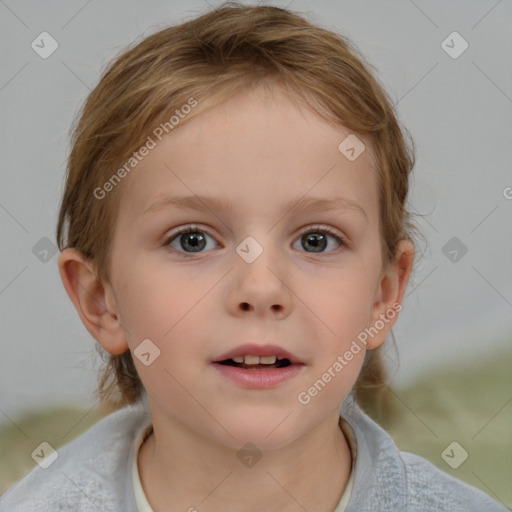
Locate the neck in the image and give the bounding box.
[138,409,353,512]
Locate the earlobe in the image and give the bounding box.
[58,248,129,355]
[366,239,415,349]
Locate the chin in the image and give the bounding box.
[211,409,302,451]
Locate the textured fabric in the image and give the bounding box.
[1,391,507,511]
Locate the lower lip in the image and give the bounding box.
[212,363,303,389]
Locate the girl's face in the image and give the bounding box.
[105,85,405,449]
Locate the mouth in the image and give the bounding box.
[213,343,303,367]
[217,355,293,370]
[212,344,304,388]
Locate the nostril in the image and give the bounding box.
[241,302,251,311]
[271,304,282,311]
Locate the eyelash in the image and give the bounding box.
[162,224,346,255]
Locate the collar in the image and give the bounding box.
[340,391,408,510]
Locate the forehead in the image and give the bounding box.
[116,86,379,227]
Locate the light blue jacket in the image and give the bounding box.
[1,391,508,511]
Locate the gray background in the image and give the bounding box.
[1,0,511,422]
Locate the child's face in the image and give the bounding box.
[104,86,402,448]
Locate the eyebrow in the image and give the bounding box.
[144,194,368,222]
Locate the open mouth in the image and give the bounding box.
[212,351,303,387]
[218,357,292,370]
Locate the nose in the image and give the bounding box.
[226,245,293,320]
[239,300,283,313]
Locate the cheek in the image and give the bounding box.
[307,263,379,343]
[114,258,200,340]
[116,266,211,401]
[296,289,369,412]
[114,260,217,377]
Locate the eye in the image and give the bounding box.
[163,224,345,255]
[292,225,345,253]
[164,226,219,253]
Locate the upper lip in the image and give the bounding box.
[213,344,303,364]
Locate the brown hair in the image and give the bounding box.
[56,2,417,413]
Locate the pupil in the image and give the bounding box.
[303,233,326,252]
[181,232,206,252]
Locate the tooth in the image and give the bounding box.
[259,355,277,364]
[244,355,260,365]
[232,356,244,363]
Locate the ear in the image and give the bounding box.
[58,248,129,355]
[365,239,415,349]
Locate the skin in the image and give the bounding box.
[59,85,414,512]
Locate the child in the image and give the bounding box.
[1,3,507,511]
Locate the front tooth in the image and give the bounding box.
[232,356,244,363]
[241,355,277,364]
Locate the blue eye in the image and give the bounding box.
[165,226,219,253]
[292,226,344,253]
[163,224,344,254]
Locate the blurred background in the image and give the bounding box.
[1,0,511,508]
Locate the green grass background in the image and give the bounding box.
[1,351,511,508]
